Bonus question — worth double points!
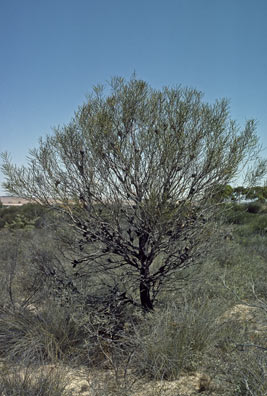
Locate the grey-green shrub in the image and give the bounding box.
[0,364,70,396]
[0,304,85,364]
[129,298,219,380]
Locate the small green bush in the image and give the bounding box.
[0,203,47,229]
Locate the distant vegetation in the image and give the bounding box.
[0,203,47,229]
[214,185,267,203]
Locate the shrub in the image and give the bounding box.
[247,201,263,214]
[129,298,219,380]
[0,228,54,309]
[227,348,267,395]
[0,203,47,229]
[251,215,267,235]
[0,304,86,364]
[223,203,251,225]
[0,364,70,396]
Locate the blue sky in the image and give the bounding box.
[1,0,267,194]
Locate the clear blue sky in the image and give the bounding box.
[1,0,267,194]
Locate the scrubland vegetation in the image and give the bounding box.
[1,78,266,394]
[0,200,266,395]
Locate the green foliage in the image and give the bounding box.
[0,205,18,228]
[250,215,267,235]
[212,184,234,202]
[223,203,251,224]
[4,213,38,230]
[245,186,267,202]
[234,213,267,239]
[0,203,47,229]
[233,185,248,201]
[218,185,267,203]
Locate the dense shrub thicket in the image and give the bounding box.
[0,202,266,395]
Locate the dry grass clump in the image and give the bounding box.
[0,303,86,365]
[0,363,71,396]
[219,347,267,396]
[128,297,219,380]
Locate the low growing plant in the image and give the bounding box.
[0,304,86,365]
[129,297,219,380]
[0,364,71,396]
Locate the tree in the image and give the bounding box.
[1,77,266,311]
[211,184,234,202]
[233,186,248,202]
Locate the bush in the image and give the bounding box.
[0,228,55,309]
[129,298,219,380]
[247,201,263,214]
[237,216,267,238]
[0,364,70,396]
[223,203,251,225]
[0,304,86,364]
[0,203,47,229]
[226,348,267,395]
[250,215,267,235]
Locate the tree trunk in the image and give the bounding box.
[138,232,153,311]
[139,279,153,311]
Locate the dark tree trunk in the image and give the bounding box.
[139,279,153,311]
[138,232,153,311]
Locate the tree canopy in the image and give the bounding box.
[1,77,266,310]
